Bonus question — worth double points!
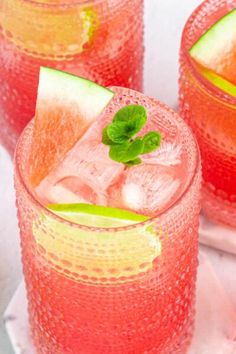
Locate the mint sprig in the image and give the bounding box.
[142,131,161,154]
[102,104,161,167]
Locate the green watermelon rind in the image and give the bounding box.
[39,67,115,121]
[189,8,236,63]
[189,8,236,98]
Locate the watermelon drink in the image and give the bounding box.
[0,0,144,156]
[179,1,236,228]
[15,69,201,354]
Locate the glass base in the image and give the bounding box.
[161,316,194,354]
[202,184,236,229]
[31,311,194,354]
[6,254,236,354]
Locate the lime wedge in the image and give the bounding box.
[199,66,236,98]
[48,203,149,228]
[33,204,161,283]
[1,2,98,57]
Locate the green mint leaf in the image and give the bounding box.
[125,158,142,167]
[127,115,147,136]
[142,131,162,154]
[127,138,144,161]
[113,104,147,131]
[107,113,147,143]
[106,122,130,144]
[109,141,129,163]
[109,138,144,163]
[102,127,115,145]
[102,103,162,168]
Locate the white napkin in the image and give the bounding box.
[200,215,236,255]
[189,253,236,354]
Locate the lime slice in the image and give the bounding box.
[33,204,161,283]
[0,2,98,58]
[48,203,149,228]
[199,66,236,98]
[189,8,236,92]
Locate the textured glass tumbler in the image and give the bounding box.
[179,0,236,228]
[0,0,144,156]
[15,87,201,354]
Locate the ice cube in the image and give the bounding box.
[35,125,124,205]
[39,183,89,205]
[108,164,180,216]
[142,141,182,166]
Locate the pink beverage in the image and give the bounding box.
[0,0,144,156]
[179,0,236,228]
[15,84,201,353]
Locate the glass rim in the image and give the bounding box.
[181,0,236,108]
[15,99,200,234]
[20,0,104,7]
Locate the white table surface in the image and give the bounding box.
[2,0,236,353]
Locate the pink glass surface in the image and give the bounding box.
[0,0,144,155]
[15,87,201,354]
[179,0,236,228]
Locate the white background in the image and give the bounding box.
[0,0,203,353]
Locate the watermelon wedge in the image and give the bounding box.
[29,67,114,187]
[190,8,236,93]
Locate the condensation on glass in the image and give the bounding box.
[179,0,236,228]
[15,87,201,354]
[0,0,144,155]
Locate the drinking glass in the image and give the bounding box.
[179,0,236,228]
[0,0,144,155]
[15,87,201,354]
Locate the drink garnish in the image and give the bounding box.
[29,67,114,187]
[2,4,98,57]
[102,104,161,166]
[189,8,236,97]
[33,203,161,280]
[48,203,149,227]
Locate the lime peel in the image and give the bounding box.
[48,203,149,228]
[199,66,236,98]
[33,205,161,283]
